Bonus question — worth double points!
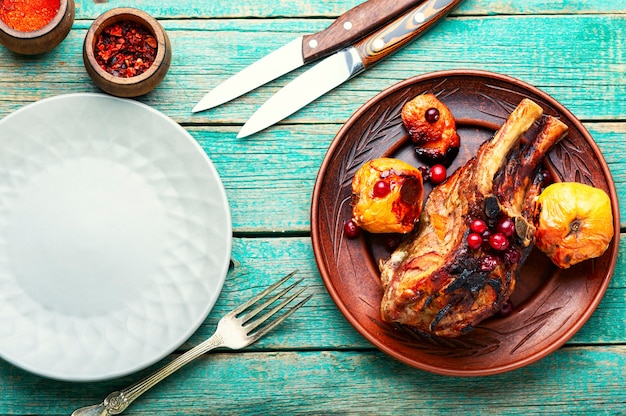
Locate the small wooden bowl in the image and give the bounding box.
[83,8,171,98]
[0,0,75,55]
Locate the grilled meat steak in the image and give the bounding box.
[379,99,568,337]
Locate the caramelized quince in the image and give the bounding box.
[352,158,424,234]
[534,182,614,269]
[401,93,460,165]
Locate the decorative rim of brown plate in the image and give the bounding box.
[311,69,620,376]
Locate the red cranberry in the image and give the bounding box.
[467,233,483,250]
[425,107,440,123]
[480,254,499,272]
[470,219,488,234]
[497,217,515,238]
[489,233,509,251]
[498,299,514,317]
[373,180,391,198]
[504,247,521,264]
[540,168,553,187]
[343,219,360,239]
[429,164,447,184]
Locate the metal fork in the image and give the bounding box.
[71,271,310,416]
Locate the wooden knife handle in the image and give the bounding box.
[354,0,464,68]
[302,0,425,63]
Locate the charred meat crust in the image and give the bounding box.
[380,99,568,337]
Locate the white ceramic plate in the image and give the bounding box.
[0,94,232,381]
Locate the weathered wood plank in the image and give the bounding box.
[1,346,624,415]
[0,110,621,234]
[71,0,626,19]
[0,14,624,123]
[176,14,626,125]
[0,233,619,398]
[178,235,625,350]
[0,3,623,415]
[191,122,626,232]
[0,16,626,232]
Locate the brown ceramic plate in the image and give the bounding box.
[311,70,619,376]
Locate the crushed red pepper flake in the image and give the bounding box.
[95,20,157,78]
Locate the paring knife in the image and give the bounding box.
[193,0,429,113]
[238,0,464,138]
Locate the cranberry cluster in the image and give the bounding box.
[466,216,521,271]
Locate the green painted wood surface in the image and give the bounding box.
[182,235,626,349]
[69,0,626,19]
[1,347,625,415]
[0,16,624,230]
[2,14,625,122]
[0,1,624,415]
[3,235,624,414]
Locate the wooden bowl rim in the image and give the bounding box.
[83,7,168,86]
[0,0,71,40]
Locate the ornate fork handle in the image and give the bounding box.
[73,334,224,416]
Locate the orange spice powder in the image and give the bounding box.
[0,0,60,32]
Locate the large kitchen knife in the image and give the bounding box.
[237,0,464,138]
[192,0,428,113]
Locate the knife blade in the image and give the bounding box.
[192,0,428,113]
[237,0,463,138]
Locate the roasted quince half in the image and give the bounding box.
[401,93,460,165]
[534,182,614,269]
[352,158,424,234]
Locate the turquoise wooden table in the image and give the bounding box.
[1,0,625,414]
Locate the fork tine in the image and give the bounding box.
[229,270,298,316]
[244,285,307,332]
[247,293,313,342]
[241,279,303,324]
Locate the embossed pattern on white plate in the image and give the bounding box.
[0,94,232,381]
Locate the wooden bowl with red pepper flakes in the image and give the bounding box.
[83,7,171,98]
[0,0,75,55]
